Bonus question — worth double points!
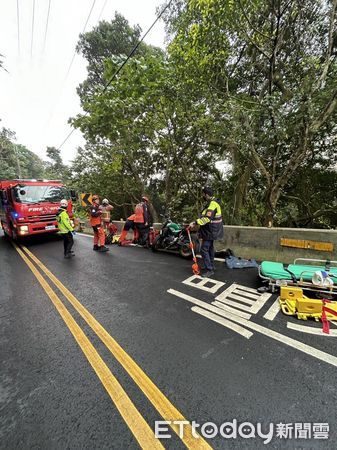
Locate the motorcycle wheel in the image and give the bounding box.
[151,235,162,252]
[179,244,193,259]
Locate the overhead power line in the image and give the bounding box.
[43,0,52,52]
[102,0,172,94]
[57,0,173,150]
[16,0,20,55]
[65,0,97,80]
[44,0,98,131]
[97,0,108,22]
[31,0,35,58]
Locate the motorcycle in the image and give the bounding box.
[151,217,200,258]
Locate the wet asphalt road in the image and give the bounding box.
[1,231,337,449]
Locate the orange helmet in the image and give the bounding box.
[92,195,99,201]
[142,195,149,202]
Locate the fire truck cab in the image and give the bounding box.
[0,179,76,240]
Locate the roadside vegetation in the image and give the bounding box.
[1,1,337,228]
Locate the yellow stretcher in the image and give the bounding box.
[279,286,337,321]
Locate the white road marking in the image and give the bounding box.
[263,297,281,321]
[76,233,93,238]
[182,275,225,294]
[226,292,256,305]
[168,289,337,368]
[216,298,254,313]
[215,284,271,314]
[211,302,252,320]
[234,284,261,294]
[287,322,337,337]
[167,289,253,330]
[196,255,226,263]
[192,307,253,339]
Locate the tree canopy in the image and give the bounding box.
[0,127,45,180]
[68,4,337,228]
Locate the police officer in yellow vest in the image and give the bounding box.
[191,187,224,278]
[56,199,75,258]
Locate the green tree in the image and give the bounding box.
[0,127,45,179]
[44,146,71,181]
[76,13,162,99]
[166,0,337,225]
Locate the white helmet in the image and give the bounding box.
[60,199,68,208]
[102,198,109,205]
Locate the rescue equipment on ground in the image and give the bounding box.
[279,286,337,334]
[311,270,334,287]
[259,258,337,296]
[105,223,118,245]
[226,256,258,269]
[187,227,200,275]
[215,249,235,259]
[279,286,337,320]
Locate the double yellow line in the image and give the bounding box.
[13,243,212,450]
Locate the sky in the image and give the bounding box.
[0,0,166,164]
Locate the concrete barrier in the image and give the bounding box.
[218,225,337,263]
[79,220,337,263]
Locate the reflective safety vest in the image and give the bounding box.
[101,205,113,223]
[196,198,224,240]
[56,208,73,234]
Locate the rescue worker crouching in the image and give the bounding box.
[118,213,139,245]
[90,195,109,252]
[190,187,224,278]
[56,199,75,258]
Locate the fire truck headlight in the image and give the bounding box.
[18,225,29,234]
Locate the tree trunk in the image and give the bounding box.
[232,161,252,223]
[263,187,281,227]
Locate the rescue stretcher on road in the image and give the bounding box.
[258,258,337,298]
[279,286,337,321]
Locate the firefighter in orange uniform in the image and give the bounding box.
[118,213,139,245]
[101,198,114,232]
[90,195,109,252]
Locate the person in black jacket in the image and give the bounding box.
[190,187,224,278]
[134,196,152,247]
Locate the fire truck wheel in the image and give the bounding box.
[1,222,9,238]
[10,225,18,241]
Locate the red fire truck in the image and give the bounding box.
[0,179,76,240]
